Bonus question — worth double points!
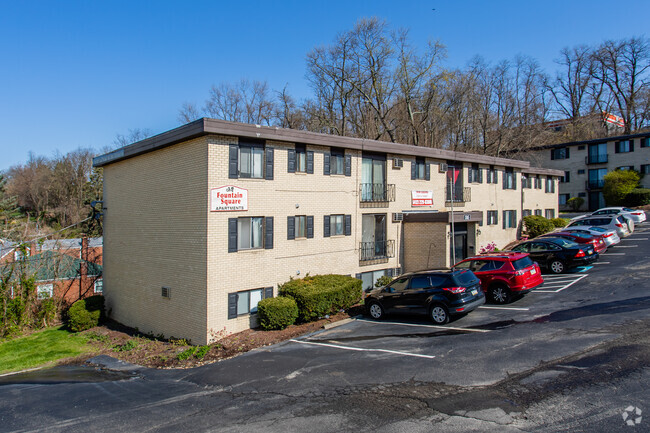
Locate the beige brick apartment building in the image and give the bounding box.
[94,118,562,344]
[526,132,650,211]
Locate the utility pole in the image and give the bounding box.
[449,166,456,266]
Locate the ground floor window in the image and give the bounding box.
[523,209,532,217]
[534,209,542,216]
[228,287,273,319]
[487,210,498,225]
[37,284,53,299]
[357,269,393,291]
[545,209,555,219]
[238,217,263,249]
[94,279,103,294]
[503,210,517,229]
[559,194,570,206]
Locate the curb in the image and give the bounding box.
[323,315,363,330]
[85,354,142,371]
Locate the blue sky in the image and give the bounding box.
[1,0,648,171]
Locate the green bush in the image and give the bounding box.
[66,295,104,332]
[625,188,650,207]
[567,196,585,211]
[523,215,556,238]
[550,217,569,228]
[375,275,393,288]
[279,275,362,323]
[603,170,640,206]
[257,296,299,330]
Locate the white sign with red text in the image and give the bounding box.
[411,190,433,206]
[211,186,248,211]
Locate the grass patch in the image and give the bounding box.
[0,327,94,374]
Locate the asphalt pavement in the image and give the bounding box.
[1,222,650,432]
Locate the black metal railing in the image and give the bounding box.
[359,240,395,262]
[586,179,605,189]
[359,183,396,202]
[586,154,608,164]
[445,186,471,203]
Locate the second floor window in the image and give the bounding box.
[545,177,555,193]
[503,168,516,190]
[615,140,634,153]
[229,142,273,180]
[551,147,570,160]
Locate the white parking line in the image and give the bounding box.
[630,237,648,240]
[479,306,530,311]
[533,274,588,293]
[593,262,611,264]
[605,253,626,255]
[355,318,490,333]
[289,339,437,359]
[614,245,637,248]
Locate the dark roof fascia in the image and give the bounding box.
[94,118,530,169]
[522,167,565,177]
[530,131,650,151]
[403,211,483,223]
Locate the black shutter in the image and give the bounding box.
[324,152,330,175]
[227,293,238,319]
[345,154,352,176]
[494,169,498,184]
[630,141,635,152]
[265,147,274,180]
[323,216,331,237]
[502,211,506,229]
[344,214,352,236]
[551,149,555,160]
[513,172,517,189]
[502,171,507,189]
[425,163,430,181]
[307,216,314,238]
[307,151,314,174]
[565,147,570,158]
[411,161,416,180]
[287,148,296,173]
[287,216,295,240]
[264,287,273,299]
[229,145,238,178]
[228,218,237,253]
[468,168,473,183]
[265,217,273,249]
[478,168,483,183]
[615,142,620,153]
[355,273,362,280]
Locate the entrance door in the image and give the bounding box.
[450,222,468,264]
[362,214,387,260]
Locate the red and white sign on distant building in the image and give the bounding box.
[210,186,248,212]
[411,190,433,207]
[602,111,625,128]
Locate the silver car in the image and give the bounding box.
[562,226,621,247]
[590,207,646,224]
[566,215,630,238]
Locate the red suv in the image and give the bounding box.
[452,252,543,304]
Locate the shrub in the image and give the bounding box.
[113,339,138,352]
[279,275,362,323]
[375,275,393,288]
[603,170,640,206]
[257,296,299,330]
[66,295,104,332]
[523,215,555,238]
[567,197,584,211]
[626,188,650,207]
[550,218,569,228]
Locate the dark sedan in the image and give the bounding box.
[364,269,485,324]
[507,237,598,274]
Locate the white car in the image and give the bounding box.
[590,207,646,224]
[562,226,621,247]
[566,215,630,238]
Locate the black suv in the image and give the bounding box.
[364,269,485,324]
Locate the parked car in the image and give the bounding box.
[452,252,543,304]
[364,269,485,324]
[539,231,607,254]
[572,211,635,233]
[561,226,621,247]
[565,215,630,238]
[590,207,646,224]
[506,237,598,274]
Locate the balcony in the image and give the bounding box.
[359,183,396,203]
[586,154,608,164]
[359,240,395,264]
[586,179,605,189]
[445,187,471,207]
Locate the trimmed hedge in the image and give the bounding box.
[550,217,569,228]
[67,295,104,332]
[257,296,299,330]
[523,215,555,238]
[279,274,362,322]
[626,188,650,207]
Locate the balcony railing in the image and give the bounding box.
[586,179,605,189]
[359,240,395,263]
[445,187,471,204]
[359,183,396,203]
[586,154,608,164]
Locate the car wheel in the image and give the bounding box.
[489,284,511,304]
[367,302,385,320]
[549,260,565,274]
[429,305,449,325]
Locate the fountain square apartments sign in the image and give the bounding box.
[210,186,248,211]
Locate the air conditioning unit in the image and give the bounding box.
[392,212,404,222]
[439,163,448,173]
[393,158,403,168]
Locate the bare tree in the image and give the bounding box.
[204,79,275,125]
[113,128,152,148]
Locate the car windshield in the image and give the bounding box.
[623,208,634,212]
[452,270,478,286]
[588,226,607,232]
[550,238,579,248]
[512,256,534,270]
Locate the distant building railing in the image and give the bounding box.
[359,184,395,203]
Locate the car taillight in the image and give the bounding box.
[603,233,612,237]
[514,269,527,276]
[575,249,586,258]
[443,286,466,294]
[615,223,623,227]
[633,212,643,215]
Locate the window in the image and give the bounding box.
[486,166,498,184]
[357,269,393,291]
[641,164,650,174]
[588,168,607,189]
[523,209,532,217]
[228,217,273,252]
[559,194,570,206]
[577,169,585,175]
[296,145,306,172]
[617,166,634,171]
[412,157,429,180]
[468,163,483,183]
[545,209,556,219]
[641,138,649,148]
[326,148,348,176]
[487,210,498,225]
[545,177,555,193]
[551,147,570,160]
[287,215,313,239]
[503,168,516,190]
[588,143,608,164]
[522,175,532,189]
[615,140,633,153]
[228,287,273,318]
[534,176,542,189]
[37,284,53,299]
[325,214,351,237]
[94,279,103,294]
[445,162,464,201]
[534,209,542,216]
[229,142,273,180]
[578,145,585,150]
[503,210,517,229]
[560,171,570,183]
[288,144,313,174]
[578,192,586,197]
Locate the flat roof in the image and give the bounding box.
[531,131,650,150]
[93,118,562,176]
